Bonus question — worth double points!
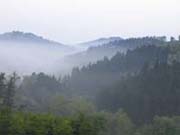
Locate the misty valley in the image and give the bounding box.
[1,31,180,135]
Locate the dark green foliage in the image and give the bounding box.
[88,36,167,55]
[0,108,12,135]
[67,45,169,98]
[3,73,19,108]
[72,113,105,135]
[0,73,6,107]
[0,73,18,135]
[0,73,19,110]
[97,62,180,124]
[17,72,65,112]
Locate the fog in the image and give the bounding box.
[0,41,82,75]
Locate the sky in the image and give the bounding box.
[0,0,180,44]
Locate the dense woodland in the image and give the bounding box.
[1,38,180,134]
[65,36,168,69]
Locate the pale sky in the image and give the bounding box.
[0,0,180,44]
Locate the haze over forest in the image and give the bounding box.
[0,0,180,135]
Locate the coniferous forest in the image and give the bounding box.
[0,37,180,135]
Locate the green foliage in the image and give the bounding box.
[99,110,135,135]
[152,116,176,135]
[16,72,65,112]
[97,61,180,124]
[67,45,169,98]
[72,113,105,135]
[0,108,12,135]
[0,73,18,109]
[48,96,96,115]
[135,116,180,135]
[0,111,104,135]
[1,40,180,134]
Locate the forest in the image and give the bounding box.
[1,38,180,135]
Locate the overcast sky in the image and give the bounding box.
[0,0,180,44]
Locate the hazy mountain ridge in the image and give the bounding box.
[64,36,167,70]
[78,36,123,48]
[0,31,77,75]
[0,33,172,75]
[0,31,65,46]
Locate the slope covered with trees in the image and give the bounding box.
[97,61,180,124]
[67,45,169,97]
[65,36,167,69]
[1,39,180,134]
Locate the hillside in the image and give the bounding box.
[0,31,64,46]
[64,36,168,70]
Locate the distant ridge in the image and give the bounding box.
[78,36,123,48]
[0,31,65,46]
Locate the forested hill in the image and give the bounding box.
[88,36,167,50]
[17,41,180,113]
[97,61,180,124]
[65,36,168,68]
[67,45,170,96]
[1,39,180,135]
